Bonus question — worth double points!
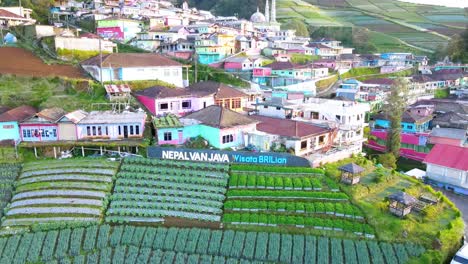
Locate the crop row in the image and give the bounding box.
[6,206,102,216]
[107,208,221,222]
[17,174,112,185]
[110,193,222,208]
[231,164,324,174]
[109,200,222,215]
[124,157,229,172]
[0,163,21,219]
[0,225,425,264]
[113,186,225,201]
[226,190,348,200]
[12,189,106,201]
[223,213,373,235]
[21,160,118,172]
[224,200,363,217]
[15,181,110,193]
[20,168,116,179]
[120,164,228,179]
[117,171,227,187]
[116,178,226,194]
[229,174,323,190]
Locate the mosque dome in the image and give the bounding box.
[250,7,266,23]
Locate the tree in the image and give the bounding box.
[377,153,397,170]
[446,29,468,63]
[283,19,309,37]
[385,78,409,158]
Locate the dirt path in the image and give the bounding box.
[0,47,87,79]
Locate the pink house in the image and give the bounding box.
[134,86,215,117]
[313,59,336,70]
[253,67,271,77]
[429,127,467,147]
[224,57,253,71]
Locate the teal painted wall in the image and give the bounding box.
[0,121,20,141]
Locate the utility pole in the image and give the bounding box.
[99,37,103,84]
[194,52,198,83]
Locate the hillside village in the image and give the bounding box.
[0,0,467,263]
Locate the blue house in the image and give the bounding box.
[336,79,362,100]
[156,105,258,149]
[373,110,432,133]
[0,106,36,143]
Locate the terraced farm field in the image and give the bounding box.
[0,159,119,233]
[223,165,374,237]
[106,158,229,224]
[0,224,426,263]
[277,0,467,52]
[0,163,21,220]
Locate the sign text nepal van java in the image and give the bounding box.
[148,147,310,166]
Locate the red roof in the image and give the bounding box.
[0,9,26,19]
[250,115,330,138]
[424,144,468,171]
[0,106,36,122]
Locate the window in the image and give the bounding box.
[224,100,230,109]
[300,140,307,150]
[52,129,57,137]
[407,125,413,129]
[159,103,169,110]
[135,125,140,135]
[92,126,96,136]
[203,102,207,108]
[335,115,341,121]
[172,69,179,76]
[222,135,234,144]
[182,100,191,109]
[318,135,325,144]
[130,126,134,135]
[2,125,13,129]
[87,126,91,136]
[311,112,319,119]
[264,105,268,109]
[276,107,281,110]
[118,126,121,135]
[215,100,223,106]
[232,99,241,109]
[164,132,172,141]
[164,69,171,76]
[105,127,108,135]
[98,127,102,136]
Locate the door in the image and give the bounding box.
[123,126,128,138]
[171,101,180,112]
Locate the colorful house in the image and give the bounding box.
[81,53,186,87]
[428,128,467,147]
[134,85,214,117]
[76,111,146,140]
[224,57,252,72]
[252,67,272,86]
[20,108,66,142]
[424,144,468,195]
[188,81,249,112]
[96,18,142,41]
[156,105,257,149]
[57,110,88,141]
[246,115,333,157]
[0,106,36,143]
[373,111,432,133]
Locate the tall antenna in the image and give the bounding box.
[271,0,276,22]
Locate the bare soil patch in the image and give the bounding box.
[0,47,87,79]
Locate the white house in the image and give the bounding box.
[81,53,186,87]
[76,111,147,140]
[297,98,370,148]
[424,144,468,195]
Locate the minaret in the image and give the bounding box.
[271,0,276,22]
[265,0,270,22]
